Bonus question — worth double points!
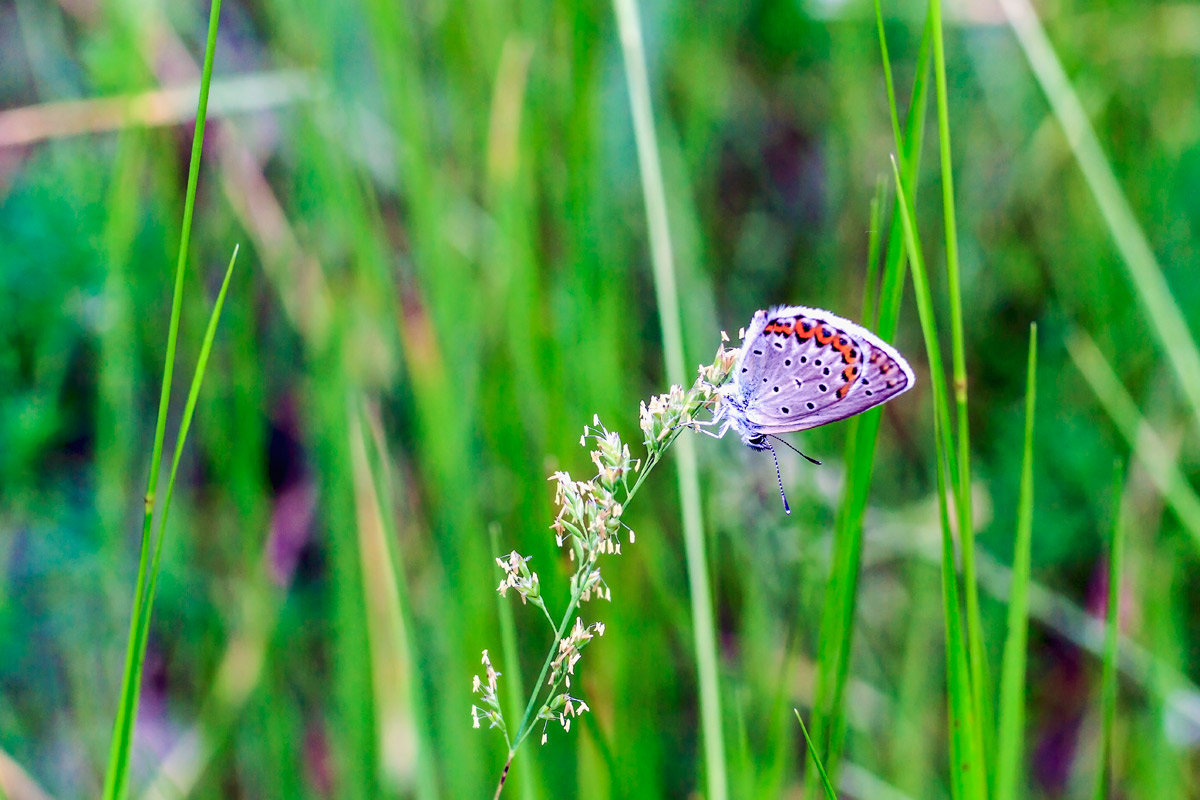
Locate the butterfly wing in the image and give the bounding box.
[738,305,913,434]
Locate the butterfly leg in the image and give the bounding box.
[681,416,733,440]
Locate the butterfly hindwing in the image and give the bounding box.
[737,305,913,434]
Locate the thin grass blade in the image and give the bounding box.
[929,0,989,764]
[611,0,726,796]
[998,0,1200,435]
[129,247,240,722]
[1092,464,1126,800]
[1066,331,1200,544]
[807,9,934,789]
[891,157,986,800]
[795,710,838,800]
[101,3,226,795]
[994,323,1038,800]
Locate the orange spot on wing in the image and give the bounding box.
[815,326,835,344]
[832,335,857,364]
[836,384,850,399]
[797,320,816,339]
[842,365,860,382]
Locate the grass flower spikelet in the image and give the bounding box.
[475,344,736,797]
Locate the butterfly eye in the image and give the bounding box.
[806,402,815,410]
[781,406,790,414]
[800,356,808,364]
[784,358,792,366]
[818,383,828,392]
[772,386,780,393]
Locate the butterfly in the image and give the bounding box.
[692,305,914,513]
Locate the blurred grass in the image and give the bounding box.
[2,0,1200,798]
[1091,464,1124,800]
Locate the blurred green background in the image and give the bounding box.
[2,0,1199,797]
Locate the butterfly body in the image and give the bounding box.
[711,305,915,447]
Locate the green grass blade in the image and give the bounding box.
[998,0,1200,435]
[128,246,240,736]
[1092,464,1125,800]
[877,8,933,340]
[1066,331,1200,544]
[795,710,838,800]
[101,2,225,796]
[890,157,986,800]
[612,0,726,797]
[874,0,903,168]
[929,0,989,766]
[358,403,440,800]
[154,246,239,561]
[807,9,933,789]
[994,323,1038,800]
[863,179,886,328]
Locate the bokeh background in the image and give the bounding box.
[2,0,1199,796]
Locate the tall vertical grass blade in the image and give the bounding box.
[863,180,886,327]
[891,158,986,800]
[102,2,226,796]
[795,710,838,800]
[998,0,1200,435]
[874,0,903,165]
[806,10,933,790]
[994,323,1038,800]
[929,0,989,765]
[1092,464,1125,800]
[611,0,727,797]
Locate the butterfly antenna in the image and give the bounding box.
[762,437,791,515]
[767,434,822,466]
